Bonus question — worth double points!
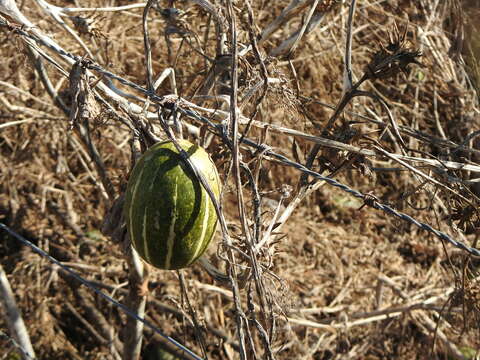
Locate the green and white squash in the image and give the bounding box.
[124,139,221,270]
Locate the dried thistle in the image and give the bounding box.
[365,22,422,81]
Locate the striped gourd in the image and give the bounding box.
[124,139,221,270]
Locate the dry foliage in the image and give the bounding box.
[0,0,479,359]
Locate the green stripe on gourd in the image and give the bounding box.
[124,139,221,270]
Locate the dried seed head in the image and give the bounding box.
[365,22,422,81]
[366,49,422,80]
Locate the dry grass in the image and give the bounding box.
[0,0,479,359]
